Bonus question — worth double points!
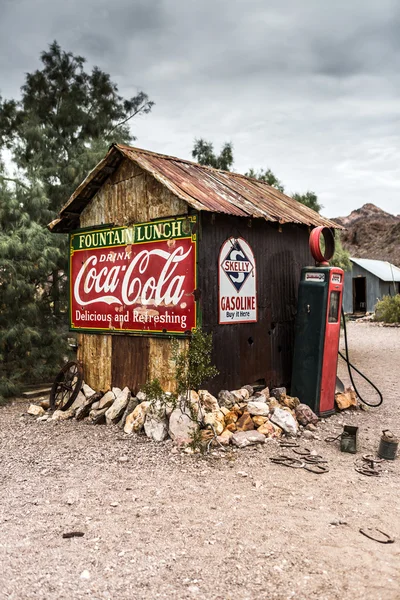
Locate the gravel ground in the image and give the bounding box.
[0,322,399,600]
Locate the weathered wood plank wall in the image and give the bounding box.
[197,213,312,394]
[77,158,188,392]
[77,333,112,391]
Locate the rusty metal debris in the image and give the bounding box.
[359,528,394,544]
[303,463,329,474]
[354,456,382,477]
[270,455,305,468]
[50,144,342,233]
[378,430,399,460]
[49,361,83,412]
[325,426,358,454]
[303,455,327,464]
[62,531,85,539]
[278,440,299,448]
[271,446,329,474]
[325,433,342,443]
[292,447,312,456]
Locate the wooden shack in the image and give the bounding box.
[49,144,339,395]
[343,257,400,314]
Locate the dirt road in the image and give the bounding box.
[0,322,399,600]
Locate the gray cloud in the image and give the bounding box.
[0,0,399,216]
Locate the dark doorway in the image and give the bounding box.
[353,277,367,313]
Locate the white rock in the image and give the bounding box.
[218,390,236,408]
[247,401,270,416]
[144,400,168,442]
[89,407,108,424]
[270,407,299,436]
[82,383,96,399]
[52,409,75,421]
[70,391,86,412]
[249,394,267,403]
[203,411,225,436]
[37,414,50,422]
[27,404,45,417]
[136,391,146,402]
[231,430,266,448]
[198,390,220,412]
[231,388,250,402]
[177,390,200,410]
[168,407,199,444]
[124,401,150,434]
[98,390,116,410]
[144,418,168,442]
[105,387,130,425]
[216,429,233,446]
[80,570,90,580]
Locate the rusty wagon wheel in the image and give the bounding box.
[49,361,83,411]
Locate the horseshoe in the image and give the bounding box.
[279,440,299,448]
[359,528,394,544]
[304,463,329,474]
[292,447,311,456]
[270,455,305,468]
[303,455,327,464]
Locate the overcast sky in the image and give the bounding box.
[1,0,399,217]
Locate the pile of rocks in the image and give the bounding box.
[27,383,319,449]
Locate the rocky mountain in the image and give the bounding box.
[334,203,400,267]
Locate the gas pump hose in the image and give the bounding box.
[338,306,383,407]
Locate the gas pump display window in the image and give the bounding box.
[328,291,340,323]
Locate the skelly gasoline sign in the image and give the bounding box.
[219,237,257,324]
[69,216,197,335]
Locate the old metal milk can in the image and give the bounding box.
[378,430,398,460]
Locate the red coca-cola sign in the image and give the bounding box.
[69,216,197,335]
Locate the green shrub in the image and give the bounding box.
[171,329,218,398]
[375,295,400,323]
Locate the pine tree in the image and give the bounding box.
[0,40,153,217]
[292,191,323,213]
[192,139,234,171]
[0,168,68,399]
[0,41,153,397]
[245,167,285,192]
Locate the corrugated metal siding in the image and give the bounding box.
[350,258,400,282]
[343,264,387,313]
[117,146,341,228]
[51,144,341,232]
[78,159,188,392]
[197,213,312,393]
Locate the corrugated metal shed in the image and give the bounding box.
[49,144,342,232]
[350,258,400,282]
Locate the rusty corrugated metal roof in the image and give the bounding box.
[49,143,342,232]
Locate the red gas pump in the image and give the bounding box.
[291,227,344,416]
[292,226,383,415]
[318,267,344,415]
